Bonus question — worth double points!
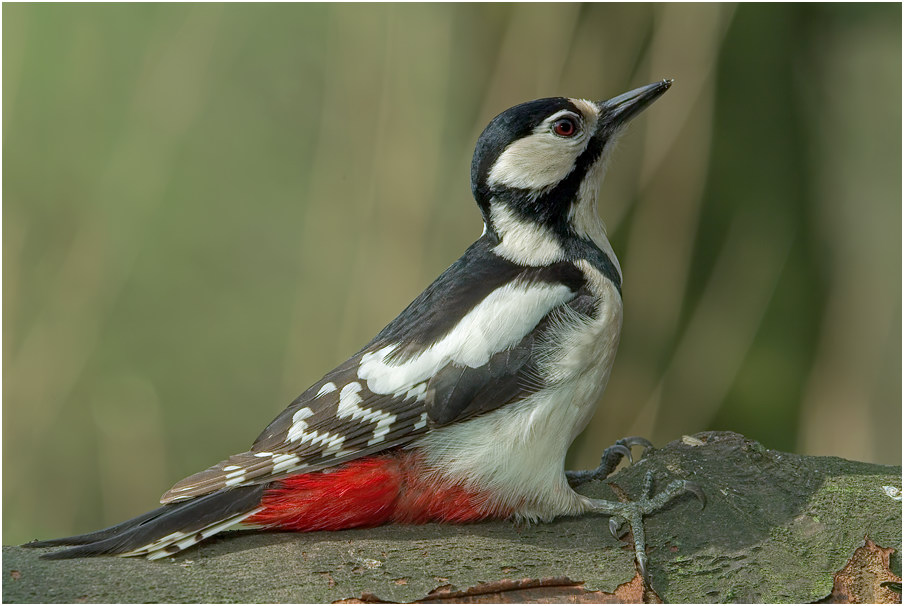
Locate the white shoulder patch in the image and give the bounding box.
[358,279,573,395]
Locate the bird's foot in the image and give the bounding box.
[587,470,705,585]
[566,436,653,487]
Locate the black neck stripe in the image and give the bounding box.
[564,238,622,295]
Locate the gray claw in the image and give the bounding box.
[608,516,627,539]
[685,481,706,509]
[609,444,634,465]
[619,436,654,451]
[637,556,649,586]
[588,472,701,591]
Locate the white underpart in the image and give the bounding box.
[358,280,574,395]
[490,202,565,265]
[413,260,623,521]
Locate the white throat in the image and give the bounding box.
[567,156,622,280]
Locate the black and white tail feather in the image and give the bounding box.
[29,486,266,560]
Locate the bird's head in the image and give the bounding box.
[471,80,672,263]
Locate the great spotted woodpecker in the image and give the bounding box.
[27,80,701,577]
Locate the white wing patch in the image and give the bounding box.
[358,280,574,395]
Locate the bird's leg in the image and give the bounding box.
[566,436,653,488]
[586,472,705,583]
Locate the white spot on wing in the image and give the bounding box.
[337,382,363,417]
[286,408,313,442]
[367,416,396,445]
[292,408,313,423]
[405,383,427,402]
[271,453,301,473]
[335,381,397,442]
[322,434,346,455]
[316,382,337,398]
[285,403,347,452]
[413,412,428,430]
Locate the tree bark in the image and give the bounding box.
[4,432,901,603]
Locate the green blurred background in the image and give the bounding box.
[3,4,900,545]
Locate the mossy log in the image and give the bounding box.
[4,432,901,603]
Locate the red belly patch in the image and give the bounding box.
[246,451,512,531]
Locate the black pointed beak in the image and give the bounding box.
[596,79,673,130]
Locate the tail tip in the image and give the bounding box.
[22,538,64,549]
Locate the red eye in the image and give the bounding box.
[553,117,578,137]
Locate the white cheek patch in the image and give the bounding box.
[358,281,573,395]
[487,101,599,192]
[488,132,581,190]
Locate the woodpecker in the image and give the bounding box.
[26,80,701,577]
